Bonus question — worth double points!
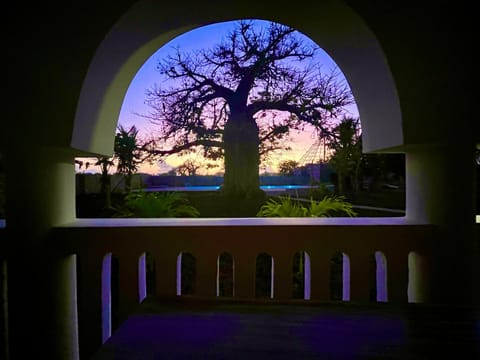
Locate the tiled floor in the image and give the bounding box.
[93,297,480,359]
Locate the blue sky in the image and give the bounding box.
[88,20,359,175]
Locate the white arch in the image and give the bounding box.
[72,0,402,157]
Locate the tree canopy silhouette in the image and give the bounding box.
[145,20,354,197]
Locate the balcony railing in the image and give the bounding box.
[51,217,436,358]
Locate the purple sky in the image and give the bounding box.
[81,20,359,175]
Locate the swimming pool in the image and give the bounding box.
[145,185,317,192]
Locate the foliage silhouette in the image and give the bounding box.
[113,191,200,218]
[144,20,354,198]
[256,195,356,217]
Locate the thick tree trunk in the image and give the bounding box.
[223,115,261,197]
[100,173,111,208]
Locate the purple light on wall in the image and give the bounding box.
[97,313,237,358]
[216,255,220,297]
[96,312,407,359]
[138,253,147,302]
[304,252,311,300]
[270,256,275,299]
[295,314,406,357]
[176,253,182,296]
[342,253,350,301]
[375,251,388,302]
[101,253,112,343]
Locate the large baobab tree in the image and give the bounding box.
[145,20,354,198]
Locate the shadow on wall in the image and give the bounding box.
[0,154,4,218]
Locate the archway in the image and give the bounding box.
[330,252,350,301]
[176,252,196,296]
[255,253,274,299]
[72,0,402,159]
[292,251,311,300]
[369,251,388,303]
[217,252,234,297]
[138,252,156,302]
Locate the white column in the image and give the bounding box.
[406,144,476,304]
[5,146,78,359]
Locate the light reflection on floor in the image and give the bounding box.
[93,299,480,359]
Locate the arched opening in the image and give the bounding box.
[292,251,311,300]
[330,252,341,300]
[138,252,156,302]
[73,16,408,219]
[369,251,388,303]
[255,253,274,299]
[176,252,196,296]
[217,252,234,297]
[101,253,119,343]
[73,2,402,157]
[71,1,404,222]
[330,252,351,301]
[408,251,427,303]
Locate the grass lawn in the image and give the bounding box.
[344,189,405,210]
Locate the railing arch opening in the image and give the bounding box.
[330,252,341,301]
[138,252,156,302]
[292,251,311,300]
[408,251,427,303]
[330,252,351,301]
[255,253,274,299]
[176,252,196,296]
[217,252,234,297]
[369,251,388,302]
[101,253,119,343]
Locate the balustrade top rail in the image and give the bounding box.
[58,217,415,228]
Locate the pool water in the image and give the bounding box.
[145,185,316,192]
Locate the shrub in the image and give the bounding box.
[256,196,308,217]
[308,195,357,217]
[256,195,356,218]
[114,191,200,218]
[307,182,333,200]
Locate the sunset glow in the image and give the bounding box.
[76,20,358,175]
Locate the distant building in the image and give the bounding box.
[293,162,332,183]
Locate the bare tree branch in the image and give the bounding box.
[139,19,356,194]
